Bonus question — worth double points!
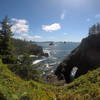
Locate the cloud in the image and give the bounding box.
[42,23,61,32]
[12,18,28,24]
[61,10,66,20]
[13,33,42,41]
[11,18,29,34]
[21,33,42,39]
[95,14,100,18]
[32,35,42,39]
[11,18,42,41]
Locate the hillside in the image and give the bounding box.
[0,59,100,100]
[12,38,44,56]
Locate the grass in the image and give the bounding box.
[0,59,100,100]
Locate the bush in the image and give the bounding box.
[1,55,17,64]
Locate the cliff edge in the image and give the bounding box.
[55,34,100,83]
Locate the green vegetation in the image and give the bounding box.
[0,59,100,100]
[89,23,100,35]
[0,16,16,64]
[12,38,44,56]
[8,55,44,82]
[0,16,45,64]
[0,16,45,82]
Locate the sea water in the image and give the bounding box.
[36,42,79,72]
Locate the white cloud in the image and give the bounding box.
[61,10,66,20]
[95,14,100,18]
[13,33,42,41]
[12,18,28,24]
[25,34,42,40]
[11,18,42,41]
[33,35,42,39]
[13,36,24,40]
[42,23,61,32]
[11,18,29,34]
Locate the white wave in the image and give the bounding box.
[43,48,51,57]
[71,67,78,77]
[32,59,46,65]
[45,64,49,68]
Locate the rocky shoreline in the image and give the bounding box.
[55,33,100,83]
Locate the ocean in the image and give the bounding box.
[35,42,79,73]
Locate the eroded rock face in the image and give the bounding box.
[55,34,100,83]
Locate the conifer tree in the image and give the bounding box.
[89,24,96,35]
[0,16,16,64]
[89,23,100,35]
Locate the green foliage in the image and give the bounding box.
[0,16,13,55]
[12,38,44,56]
[8,55,43,82]
[89,23,100,35]
[0,60,100,100]
[8,64,43,82]
[0,16,16,64]
[0,16,44,64]
[1,55,17,64]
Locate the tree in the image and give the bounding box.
[8,54,43,82]
[0,16,16,64]
[89,24,96,35]
[96,23,100,33]
[89,23,100,35]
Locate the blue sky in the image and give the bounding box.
[0,0,100,42]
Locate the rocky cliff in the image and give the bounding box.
[55,33,100,83]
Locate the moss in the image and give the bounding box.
[0,60,100,100]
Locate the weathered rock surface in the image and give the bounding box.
[55,34,100,83]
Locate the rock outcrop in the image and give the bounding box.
[55,34,100,83]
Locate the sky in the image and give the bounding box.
[0,0,100,42]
